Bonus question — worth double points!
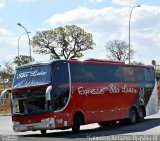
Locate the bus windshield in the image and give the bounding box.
[11,62,70,115]
[13,65,51,88]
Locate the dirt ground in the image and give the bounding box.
[0,84,11,114]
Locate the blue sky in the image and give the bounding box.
[0,0,160,66]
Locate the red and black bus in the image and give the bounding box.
[11,59,158,134]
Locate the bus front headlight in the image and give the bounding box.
[41,118,50,122]
[13,121,20,125]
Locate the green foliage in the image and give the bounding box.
[0,62,14,79]
[32,25,95,59]
[105,40,134,62]
[13,55,35,66]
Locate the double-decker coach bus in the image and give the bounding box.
[11,59,158,134]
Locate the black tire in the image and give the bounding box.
[72,112,84,134]
[137,107,145,122]
[72,122,80,134]
[72,113,83,134]
[41,130,46,135]
[128,109,137,124]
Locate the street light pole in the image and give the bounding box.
[17,23,32,62]
[129,5,140,64]
[18,32,31,57]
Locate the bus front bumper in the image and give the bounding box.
[13,117,55,132]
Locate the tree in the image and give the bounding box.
[3,62,14,77]
[105,40,134,62]
[32,25,95,59]
[0,62,14,90]
[13,55,35,66]
[131,61,144,65]
[0,62,14,78]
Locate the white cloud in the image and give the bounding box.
[45,7,130,59]
[89,0,104,3]
[0,0,5,8]
[45,7,129,33]
[0,28,11,36]
[43,5,160,64]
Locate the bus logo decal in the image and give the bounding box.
[78,83,138,95]
[17,70,47,79]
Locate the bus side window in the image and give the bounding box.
[52,63,69,84]
[134,68,145,83]
[114,66,124,82]
[150,68,155,82]
[70,63,85,82]
[144,68,152,82]
[85,71,95,82]
[83,63,108,82]
[123,67,135,82]
[84,64,95,82]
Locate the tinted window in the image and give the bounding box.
[70,62,153,83]
[52,62,69,84]
[70,63,125,83]
[84,63,107,82]
[134,68,145,83]
[70,63,85,82]
[113,66,124,82]
[52,62,70,111]
[150,68,155,81]
[123,67,135,82]
[144,68,152,82]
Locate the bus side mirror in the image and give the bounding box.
[45,86,52,101]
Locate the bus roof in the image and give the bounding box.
[15,60,58,69]
[16,58,153,69]
[67,58,153,68]
[68,58,125,64]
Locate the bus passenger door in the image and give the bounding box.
[51,62,71,128]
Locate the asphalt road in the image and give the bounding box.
[0,112,160,141]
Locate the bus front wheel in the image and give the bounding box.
[72,122,80,134]
[72,112,84,134]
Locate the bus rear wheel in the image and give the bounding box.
[41,130,46,135]
[137,107,145,122]
[128,109,137,124]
